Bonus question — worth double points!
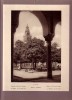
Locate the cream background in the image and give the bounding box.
[3,5,69,91]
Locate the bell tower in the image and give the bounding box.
[24,24,31,43]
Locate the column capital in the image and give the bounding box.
[44,33,54,42]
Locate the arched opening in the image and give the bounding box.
[13,11,48,73]
[14,11,48,44]
[14,11,49,46]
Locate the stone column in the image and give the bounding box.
[44,34,53,79]
[47,41,52,78]
[44,12,54,79]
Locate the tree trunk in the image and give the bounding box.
[35,61,36,70]
[32,58,35,70]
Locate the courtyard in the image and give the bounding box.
[13,69,61,82]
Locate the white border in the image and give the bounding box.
[3,5,69,91]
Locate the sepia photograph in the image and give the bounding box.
[11,11,61,82]
[3,5,69,91]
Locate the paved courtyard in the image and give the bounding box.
[13,69,61,79]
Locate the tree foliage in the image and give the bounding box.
[51,43,61,63]
[13,40,25,62]
[13,39,61,70]
[24,38,46,69]
[13,38,46,66]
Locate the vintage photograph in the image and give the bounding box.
[11,11,61,82]
[3,5,69,91]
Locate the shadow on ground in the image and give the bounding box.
[12,75,61,82]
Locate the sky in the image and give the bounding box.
[14,11,61,47]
